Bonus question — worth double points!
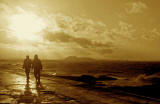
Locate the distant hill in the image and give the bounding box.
[64,56,96,62]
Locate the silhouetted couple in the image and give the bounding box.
[23,55,43,84]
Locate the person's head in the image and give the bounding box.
[34,54,38,60]
[26,55,29,59]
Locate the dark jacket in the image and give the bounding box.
[32,59,42,70]
[23,59,32,69]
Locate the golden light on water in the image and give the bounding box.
[14,76,37,95]
[9,11,46,41]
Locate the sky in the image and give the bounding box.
[0,0,160,60]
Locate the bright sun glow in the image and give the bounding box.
[9,11,46,41]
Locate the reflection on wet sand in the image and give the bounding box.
[17,79,44,103]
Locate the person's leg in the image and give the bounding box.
[34,70,37,81]
[25,69,28,79]
[26,69,29,80]
[37,70,40,84]
[28,69,30,79]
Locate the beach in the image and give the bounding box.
[0,60,160,104]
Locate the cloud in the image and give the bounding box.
[52,13,110,42]
[126,1,148,14]
[110,21,136,40]
[44,31,114,49]
[0,3,117,59]
[41,13,117,56]
[140,28,160,40]
[0,30,17,44]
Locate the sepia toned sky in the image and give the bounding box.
[0,0,160,60]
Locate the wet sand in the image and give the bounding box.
[0,67,160,104]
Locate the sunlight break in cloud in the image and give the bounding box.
[8,8,46,41]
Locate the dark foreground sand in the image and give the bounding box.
[0,67,160,104]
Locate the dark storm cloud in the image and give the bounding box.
[44,31,114,49]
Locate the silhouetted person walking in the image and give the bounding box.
[23,55,32,81]
[32,55,42,84]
